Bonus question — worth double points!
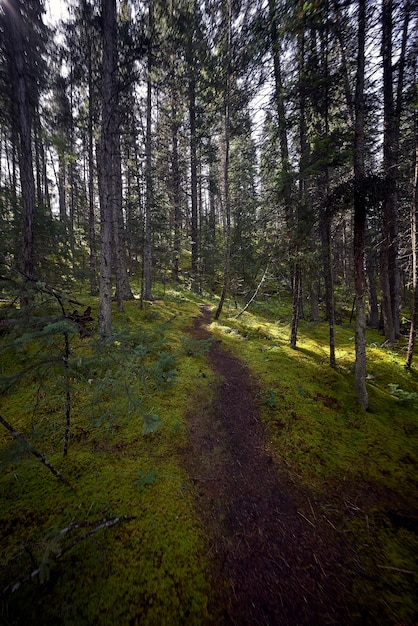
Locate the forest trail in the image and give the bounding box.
[184,305,352,625]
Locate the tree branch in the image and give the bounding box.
[2,515,134,596]
[0,414,71,487]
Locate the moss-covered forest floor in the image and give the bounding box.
[1,288,418,625]
[185,306,351,624]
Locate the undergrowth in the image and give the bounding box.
[1,285,418,624]
[0,286,213,625]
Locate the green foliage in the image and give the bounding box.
[142,413,161,435]
[136,469,158,490]
[261,387,278,408]
[388,383,418,404]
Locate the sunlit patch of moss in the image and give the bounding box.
[211,302,418,491]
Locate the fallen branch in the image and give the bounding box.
[377,565,416,575]
[3,515,134,595]
[0,415,71,487]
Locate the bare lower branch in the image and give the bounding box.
[2,515,134,595]
[0,414,71,487]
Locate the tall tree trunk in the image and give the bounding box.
[187,14,199,292]
[290,28,308,349]
[87,43,98,296]
[113,129,133,307]
[214,0,232,321]
[268,0,292,227]
[5,0,37,283]
[380,0,409,343]
[353,0,368,409]
[319,13,336,368]
[320,201,336,367]
[405,100,418,368]
[143,0,154,301]
[98,0,118,338]
[171,95,181,282]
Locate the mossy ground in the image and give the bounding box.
[211,297,418,624]
[1,286,418,624]
[1,287,213,625]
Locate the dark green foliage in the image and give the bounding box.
[388,384,418,405]
[261,387,278,408]
[136,468,158,490]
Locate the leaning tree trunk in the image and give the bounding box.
[353,0,368,409]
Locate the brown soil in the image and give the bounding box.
[184,305,354,625]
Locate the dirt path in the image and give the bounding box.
[185,306,352,625]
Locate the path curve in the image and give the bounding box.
[185,305,351,625]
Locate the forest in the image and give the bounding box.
[0,0,418,624]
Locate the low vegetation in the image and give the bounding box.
[1,285,417,624]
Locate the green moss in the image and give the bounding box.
[0,289,212,625]
[2,287,418,624]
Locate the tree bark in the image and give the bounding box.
[353,0,368,409]
[171,95,181,282]
[143,0,154,301]
[4,0,37,284]
[187,10,200,292]
[98,0,118,338]
[87,38,98,296]
[405,107,418,368]
[380,0,409,343]
[214,0,232,321]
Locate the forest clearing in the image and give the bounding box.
[1,288,417,624]
[1,0,418,623]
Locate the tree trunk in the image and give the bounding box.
[380,0,409,343]
[319,16,336,368]
[143,0,154,301]
[214,0,232,321]
[5,0,37,283]
[366,238,380,329]
[113,129,133,307]
[353,0,368,409]
[320,203,336,367]
[87,43,98,296]
[290,28,308,349]
[171,95,181,282]
[268,0,292,228]
[405,107,418,368]
[290,263,302,349]
[187,18,199,292]
[98,0,118,339]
